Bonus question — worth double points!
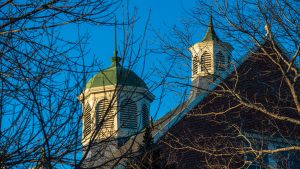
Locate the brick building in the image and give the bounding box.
[79,17,300,168]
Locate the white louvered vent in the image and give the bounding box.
[200,51,212,72]
[120,99,137,129]
[96,99,114,129]
[84,104,92,137]
[142,104,149,128]
[215,51,226,71]
[85,104,92,112]
[192,56,198,75]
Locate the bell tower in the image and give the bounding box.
[78,19,154,167]
[189,16,233,99]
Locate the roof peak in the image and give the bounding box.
[201,15,220,42]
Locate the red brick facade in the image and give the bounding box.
[157,42,300,168]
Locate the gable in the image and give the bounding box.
[154,40,300,142]
[154,41,300,168]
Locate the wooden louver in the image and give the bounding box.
[120,99,137,129]
[200,51,212,72]
[142,104,149,128]
[193,56,198,75]
[96,99,114,129]
[215,51,226,71]
[84,104,92,136]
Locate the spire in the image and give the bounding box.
[114,16,117,58]
[111,16,121,66]
[201,8,220,42]
[208,6,213,27]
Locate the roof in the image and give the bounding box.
[199,16,233,51]
[118,38,293,157]
[85,56,148,89]
[201,16,220,42]
[152,39,292,142]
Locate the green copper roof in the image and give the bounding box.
[201,16,220,42]
[85,57,148,89]
[86,18,148,90]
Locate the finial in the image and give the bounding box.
[111,16,121,66]
[209,6,213,27]
[200,6,220,42]
[113,16,118,58]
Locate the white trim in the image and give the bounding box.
[78,85,154,102]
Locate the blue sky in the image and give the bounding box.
[81,0,202,119]
[76,0,204,119]
[85,0,195,64]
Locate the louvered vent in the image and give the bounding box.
[215,51,226,71]
[142,104,149,128]
[192,56,198,75]
[200,51,212,72]
[96,99,114,129]
[85,104,92,112]
[120,99,137,129]
[84,104,92,137]
[227,55,231,68]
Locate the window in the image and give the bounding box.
[142,104,149,128]
[200,51,212,72]
[120,99,137,129]
[215,51,226,71]
[95,99,114,129]
[83,104,92,136]
[227,55,231,68]
[192,56,198,75]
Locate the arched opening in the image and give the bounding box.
[215,51,226,71]
[96,99,114,129]
[120,99,137,129]
[142,104,149,128]
[200,51,212,72]
[192,56,198,75]
[83,104,92,137]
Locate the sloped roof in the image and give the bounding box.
[118,38,294,157]
[85,56,148,89]
[201,16,220,42]
[152,39,293,142]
